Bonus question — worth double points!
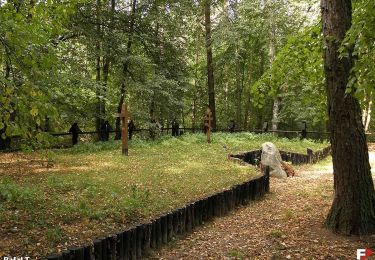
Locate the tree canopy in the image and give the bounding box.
[0,0,374,143]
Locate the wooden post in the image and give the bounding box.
[205,108,213,143]
[117,103,129,156]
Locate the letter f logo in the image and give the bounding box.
[357,248,373,260]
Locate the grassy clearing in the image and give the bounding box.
[0,133,328,257]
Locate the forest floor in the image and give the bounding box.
[155,150,375,259]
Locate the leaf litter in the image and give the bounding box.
[156,156,375,260]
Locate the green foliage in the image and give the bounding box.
[249,0,375,132]
[344,0,375,100]
[208,0,310,129]
[252,24,326,129]
[1,0,374,145]
[0,0,96,142]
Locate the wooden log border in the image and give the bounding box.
[46,168,270,260]
[228,146,331,166]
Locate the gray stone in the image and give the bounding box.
[261,142,287,179]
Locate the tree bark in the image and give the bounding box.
[362,91,372,132]
[192,34,200,131]
[95,0,103,140]
[149,20,161,122]
[99,0,115,140]
[271,96,281,131]
[322,0,375,235]
[243,91,251,130]
[267,3,282,131]
[204,0,217,130]
[115,0,137,140]
[268,34,281,131]
[102,55,109,124]
[243,54,252,130]
[235,47,243,129]
[0,61,11,150]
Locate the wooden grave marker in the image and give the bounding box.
[205,108,213,143]
[118,103,129,156]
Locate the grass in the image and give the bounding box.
[0,132,328,257]
[282,209,295,220]
[270,230,285,238]
[227,249,246,259]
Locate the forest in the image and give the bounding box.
[0,0,373,146]
[1,0,375,258]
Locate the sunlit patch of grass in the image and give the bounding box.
[282,209,294,220]
[295,188,313,199]
[227,249,246,259]
[314,182,333,200]
[270,229,284,238]
[310,157,333,171]
[0,177,42,211]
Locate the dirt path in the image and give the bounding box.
[155,157,375,259]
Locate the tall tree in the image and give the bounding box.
[99,0,116,140]
[115,0,137,140]
[322,0,375,234]
[95,0,103,139]
[204,0,216,130]
[362,91,372,132]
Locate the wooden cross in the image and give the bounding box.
[118,103,129,156]
[205,107,213,143]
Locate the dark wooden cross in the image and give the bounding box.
[205,107,213,143]
[118,103,129,156]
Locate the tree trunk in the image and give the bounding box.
[235,47,243,129]
[223,0,229,15]
[149,20,161,122]
[95,0,103,140]
[243,56,251,130]
[192,96,197,131]
[0,61,11,150]
[243,91,251,130]
[102,56,109,115]
[99,0,115,140]
[192,37,200,131]
[256,112,263,130]
[268,33,281,131]
[96,51,103,140]
[115,0,137,140]
[271,96,281,131]
[204,0,216,130]
[365,101,372,132]
[224,83,229,117]
[150,97,155,121]
[362,91,372,132]
[322,0,375,235]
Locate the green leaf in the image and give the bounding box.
[30,107,39,117]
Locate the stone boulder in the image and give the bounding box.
[261,142,287,179]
